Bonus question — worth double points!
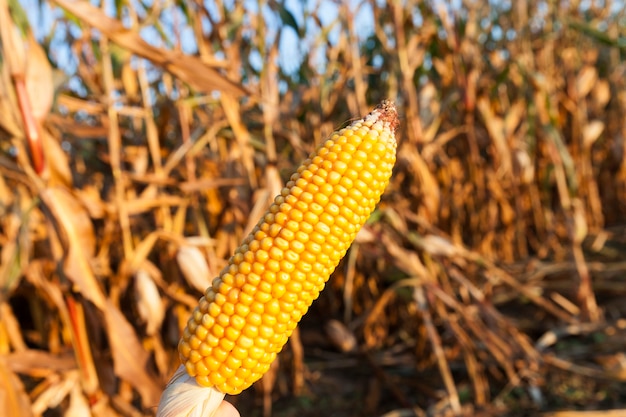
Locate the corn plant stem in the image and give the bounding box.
[413,285,461,415]
[100,35,133,260]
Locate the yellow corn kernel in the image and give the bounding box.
[179,100,398,395]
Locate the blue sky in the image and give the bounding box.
[18,0,626,83]
[19,0,379,78]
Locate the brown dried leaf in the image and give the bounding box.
[25,34,53,121]
[0,166,14,208]
[41,187,105,309]
[0,1,26,75]
[324,319,357,353]
[0,209,24,296]
[42,129,72,187]
[128,231,160,273]
[46,113,110,139]
[0,302,26,351]
[504,100,526,138]
[0,3,46,173]
[220,93,257,187]
[402,145,440,221]
[5,349,75,375]
[53,0,248,97]
[56,94,106,114]
[514,148,535,184]
[592,79,611,109]
[125,195,187,215]
[576,66,598,98]
[31,370,80,415]
[582,120,604,149]
[477,96,512,175]
[104,301,161,408]
[432,56,453,86]
[24,265,101,393]
[125,145,149,175]
[382,234,428,278]
[0,56,22,136]
[0,357,33,417]
[418,234,462,258]
[74,185,106,219]
[121,60,138,100]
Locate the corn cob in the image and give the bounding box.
[157,100,398,417]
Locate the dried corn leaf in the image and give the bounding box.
[24,264,101,393]
[402,145,440,221]
[74,185,106,219]
[0,208,25,296]
[592,79,611,108]
[41,187,105,309]
[504,100,526,138]
[31,370,80,415]
[324,319,357,353]
[52,0,248,98]
[220,93,257,187]
[24,34,53,122]
[382,234,428,278]
[0,302,26,351]
[416,234,463,258]
[576,66,598,98]
[56,94,105,114]
[477,96,512,175]
[42,129,72,187]
[104,301,161,408]
[0,357,33,417]
[514,148,535,184]
[129,231,161,273]
[0,55,22,137]
[0,0,26,75]
[582,120,604,149]
[5,349,75,375]
[0,171,14,208]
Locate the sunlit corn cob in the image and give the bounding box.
[157,100,398,417]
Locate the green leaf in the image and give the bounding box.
[278,3,301,37]
[7,0,30,35]
[568,19,626,50]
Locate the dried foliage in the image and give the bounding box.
[0,0,625,416]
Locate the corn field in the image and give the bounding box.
[0,0,625,416]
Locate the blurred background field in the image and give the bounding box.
[1,0,626,416]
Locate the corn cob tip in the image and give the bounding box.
[373,99,399,133]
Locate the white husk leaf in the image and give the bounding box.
[176,245,212,293]
[156,365,225,417]
[134,268,165,336]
